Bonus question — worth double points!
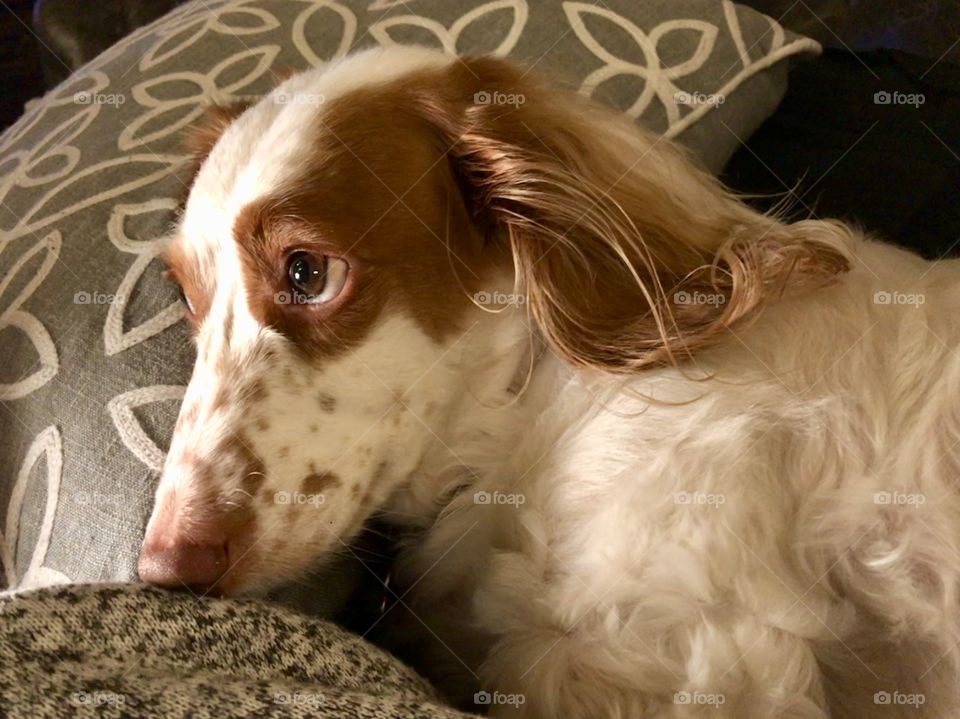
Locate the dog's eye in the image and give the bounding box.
[286,251,348,304]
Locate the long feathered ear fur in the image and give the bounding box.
[417,57,852,372]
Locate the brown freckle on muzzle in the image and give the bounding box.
[215,432,267,497]
[317,392,336,412]
[302,471,341,495]
[210,384,232,414]
[176,403,199,430]
[248,379,268,403]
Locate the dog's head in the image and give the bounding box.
[138,47,848,595]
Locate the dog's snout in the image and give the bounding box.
[138,538,228,593]
[138,491,230,593]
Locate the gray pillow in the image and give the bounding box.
[0,0,818,603]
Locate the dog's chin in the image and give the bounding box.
[205,574,262,598]
[265,552,374,617]
[216,529,394,617]
[212,560,316,599]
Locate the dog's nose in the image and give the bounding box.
[139,485,232,592]
[138,538,228,592]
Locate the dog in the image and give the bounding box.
[139,46,960,718]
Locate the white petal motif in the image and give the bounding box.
[0,232,61,400]
[142,4,280,71]
[370,0,528,57]
[108,385,186,472]
[564,0,819,137]
[565,3,716,123]
[367,0,417,9]
[1,425,70,591]
[120,46,280,151]
[8,154,183,240]
[650,20,718,80]
[0,232,60,318]
[0,311,59,400]
[104,253,184,356]
[293,1,357,68]
[103,199,183,356]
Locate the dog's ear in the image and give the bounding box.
[180,101,252,202]
[420,58,850,372]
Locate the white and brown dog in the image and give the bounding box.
[139,46,960,718]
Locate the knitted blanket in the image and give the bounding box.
[0,583,475,718]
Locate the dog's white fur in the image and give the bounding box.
[399,240,960,718]
[143,47,960,718]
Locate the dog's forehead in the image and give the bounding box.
[171,47,459,334]
[182,47,453,249]
[171,46,521,359]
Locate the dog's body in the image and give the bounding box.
[139,47,960,718]
[393,237,960,719]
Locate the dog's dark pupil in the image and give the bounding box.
[291,257,310,285]
[288,252,325,294]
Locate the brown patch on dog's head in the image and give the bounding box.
[223,56,848,374]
